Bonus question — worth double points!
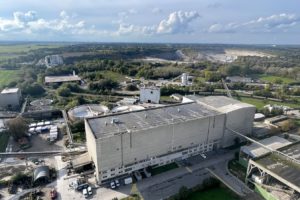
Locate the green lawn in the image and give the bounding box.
[258,75,295,84]
[100,70,127,81]
[0,132,10,152]
[0,70,21,88]
[236,97,299,109]
[187,187,239,200]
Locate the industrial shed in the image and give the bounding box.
[33,166,50,185]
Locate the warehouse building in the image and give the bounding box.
[85,96,255,183]
[0,88,22,110]
[44,72,81,85]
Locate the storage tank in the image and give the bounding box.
[111,105,145,113]
[68,104,109,121]
[181,73,188,86]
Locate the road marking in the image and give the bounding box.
[185,167,193,173]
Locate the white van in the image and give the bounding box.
[82,188,88,198]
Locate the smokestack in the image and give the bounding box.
[73,70,76,76]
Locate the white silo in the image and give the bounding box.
[181,73,188,86]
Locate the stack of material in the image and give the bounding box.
[49,125,58,142]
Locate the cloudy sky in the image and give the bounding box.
[0,0,300,44]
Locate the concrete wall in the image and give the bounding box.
[85,120,99,180]
[222,106,256,147]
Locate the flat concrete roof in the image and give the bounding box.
[1,88,19,94]
[254,142,300,191]
[86,102,221,139]
[45,75,81,83]
[241,136,292,158]
[186,95,255,113]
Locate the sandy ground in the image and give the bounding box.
[224,49,274,58]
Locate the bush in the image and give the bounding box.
[23,83,45,96]
[57,86,71,97]
[126,84,138,91]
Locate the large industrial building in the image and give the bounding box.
[85,96,255,183]
[0,88,21,110]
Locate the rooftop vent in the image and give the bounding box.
[111,118,120,124]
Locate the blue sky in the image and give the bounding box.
[0,0,300,44]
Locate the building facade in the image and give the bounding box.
[85,96,255,183]
[139,86,160,104]
[0,88,21,109]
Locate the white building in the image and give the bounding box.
[0,88,21,109]
[226,76,252,83]
[140,86,160,104]
[85,95,255,183]
[45,55,63,68]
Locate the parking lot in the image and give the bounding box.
[53,150,235,200]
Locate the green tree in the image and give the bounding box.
[7,116,28,140]
[178,186,189,199]
[57,86,71,97]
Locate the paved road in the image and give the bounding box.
[207,160,252,196]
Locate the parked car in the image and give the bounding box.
[87,186,93,195]
[110,181,116,189]
[133,171,142,181]
[115,179,120,187]
[83,188,88,198]
[50,188,57,200]
[143,168,151,178]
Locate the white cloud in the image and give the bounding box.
[157,11,200,34]
[0,10,104,37]
[245,13,299,29]
[208,13,300,33]
[115,23,155,36]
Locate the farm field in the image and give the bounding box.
[258,75,295,84]
[0,43,65,61]
[0,70,21,88]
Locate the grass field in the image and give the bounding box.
[0,132,9,152]
[236,97,299,109]
[100,70,127,81]
[0,43,64,54]
[0,43,64,61]
[0,70,21,88]
[258,75,295,84]
[187,187,239,200]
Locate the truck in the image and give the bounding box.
[124,177,133,185]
